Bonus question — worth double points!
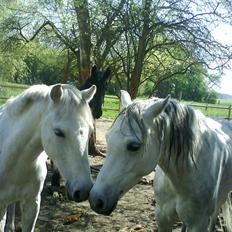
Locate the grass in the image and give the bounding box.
[217,99,232,106]
[102,95,120,120]
[103,96,232,121]
[0,82,231,121]
[183,99,232,119]
[0,82,28,105]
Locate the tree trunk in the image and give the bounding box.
[73,0,91,85]
[62,49,71,83]
[129,0,152,99]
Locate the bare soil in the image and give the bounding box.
[14,119,223,232]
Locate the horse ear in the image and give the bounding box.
[50,84,63,102]
[81,85,97,103]
[120,90,132,109]
[143,95,170,123]
[103,67,111,81]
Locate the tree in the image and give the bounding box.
[73,0,91,84]
[0,0,128,84]
[0,0,232,98]
[109,0,232,98]
[154,65,220,103]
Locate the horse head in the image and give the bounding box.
[80,65,111,119]
[89,90,170,214]
[41,84,96,202]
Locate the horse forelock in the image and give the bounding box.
[62,84,94,130]
[115,100,149,145]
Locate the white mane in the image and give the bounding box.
[1,85,49,117]
[0,84,93,129]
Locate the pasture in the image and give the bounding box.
[1,83,232,121]
[102,95,232,121]
[0,83,231,231]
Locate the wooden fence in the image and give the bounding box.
[188,103,232,121]
[103,95,232,121]
[0,83,231,121]
[0,83,28,102]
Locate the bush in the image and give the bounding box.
[203,91,218,104]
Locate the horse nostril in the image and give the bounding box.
[73,189,89,202]
[73,190,81,202]
[96,198,104,210]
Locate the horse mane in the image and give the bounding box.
[117,98,201,166]
[2,85,49,116]
[159,99,199,167]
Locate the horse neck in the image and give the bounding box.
[156,129,197,185]
[1,100,48,165]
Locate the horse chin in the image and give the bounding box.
[65,181,92,202]
[100,201,118,216]
[90,199,118,216]
[89,188,120,215]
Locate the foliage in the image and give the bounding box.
[22,42,66,85]
[0,0,232,100]
[204,91,218,104]
[146,65,219,103]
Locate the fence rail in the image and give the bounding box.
[0,84,231,121]
[188,103,232,120]
[0,83,28,89]
[0,83,28,101]
[103,96,232,121]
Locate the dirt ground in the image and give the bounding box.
[14,119,224,232]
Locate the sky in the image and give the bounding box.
[212,23,232,95]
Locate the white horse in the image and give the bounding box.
[0,84,96,232]
[89,90,232,232]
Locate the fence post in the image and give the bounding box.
[118,97,121,111]
[228,105,232,121]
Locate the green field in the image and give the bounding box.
[0,83,231,121]
[102,95,120,120]
[0,82,28,105]
[217,99,232,106]
[103,96,232,121]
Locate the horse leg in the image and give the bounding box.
[208,210,218,232]
[181,224,187,232]
[20,195,41,232]
[88,128,105,157]
[51,168,61,193]
[154,167,178,232]
[179,214,209,232]
[4,204,15,232]
[0,206,7,232]
[155,203,177,232]
[186,218,208,232]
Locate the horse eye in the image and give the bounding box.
[127,142,141,151]
[54,128,65,138]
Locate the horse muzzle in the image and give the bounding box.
[66,180,93,202]
[89,189,119,215]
